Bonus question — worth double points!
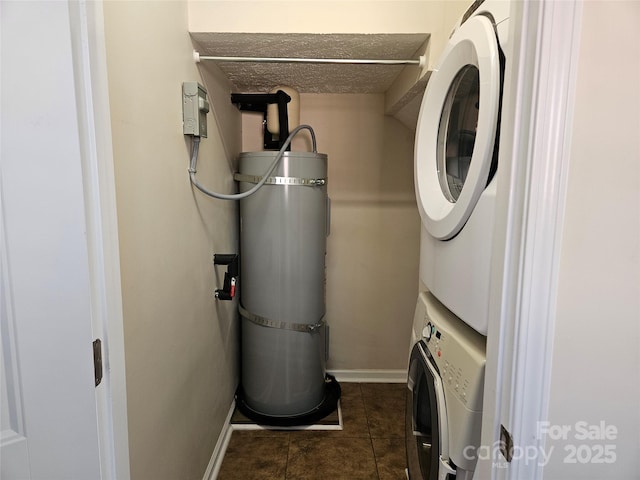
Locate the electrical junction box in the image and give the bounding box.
[182,82,209,137]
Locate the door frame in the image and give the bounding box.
[68,1,131,478]
[479,0,584,478]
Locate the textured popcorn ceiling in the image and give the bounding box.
[191,33,429,93]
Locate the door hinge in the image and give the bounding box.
[500,424,514,462]
[93,339,103,387]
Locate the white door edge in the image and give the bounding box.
[68,1,131,478]
[480,1,584,479]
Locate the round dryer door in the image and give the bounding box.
[415,14,501,240]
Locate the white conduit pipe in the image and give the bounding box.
[189,124,317,201]
[193,50,427,68]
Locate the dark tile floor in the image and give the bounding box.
[218,383,407,480]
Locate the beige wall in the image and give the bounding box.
[103,2,241,479]
[546,1,640,478]
[243,94,420,369]
[189,1,461,35]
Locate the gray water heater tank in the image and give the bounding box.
[237,150,330,418]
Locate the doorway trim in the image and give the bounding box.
[68,1,131,478]
[484,1,584,479]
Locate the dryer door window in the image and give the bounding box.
[437,65,480,202]
[415,14,501,240]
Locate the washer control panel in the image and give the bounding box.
[417,292,486,412]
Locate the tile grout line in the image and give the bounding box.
[370,436,382,480]
[360,383,382,480]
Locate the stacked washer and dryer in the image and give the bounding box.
[406,1,510,479]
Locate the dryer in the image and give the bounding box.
[414,1,510,335]
[406,291,486,480]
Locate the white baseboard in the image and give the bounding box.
[328,369,407,383]
[203,400,235,480]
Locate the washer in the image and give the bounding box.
[414,1,510,335]
[406,291,486,480]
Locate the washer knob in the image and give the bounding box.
[422,322,433,341]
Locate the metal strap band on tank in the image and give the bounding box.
[239,305,325,333]
[234,173,326,187]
